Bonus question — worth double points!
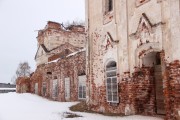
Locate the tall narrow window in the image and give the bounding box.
[42,82,47,96]
[106,61,118,103]
[78,75,86,99]
[105,0,113,13]
[65,77,70,100]
[35,83,38,94]
[108,0,113,12]
[52,79,58,98]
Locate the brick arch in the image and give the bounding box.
[135,42,162,67]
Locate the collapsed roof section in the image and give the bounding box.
[35,21,86,66]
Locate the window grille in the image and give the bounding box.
[106,61,119,103]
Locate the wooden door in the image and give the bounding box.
[154,65,165,114]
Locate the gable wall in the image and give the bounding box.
[35,22,86,66]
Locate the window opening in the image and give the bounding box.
[78,75,86,99]
[105,0,113,14]
[106,61,118,103]
[35,83,38,94]
[42,82,47,96]
[52,79,58,98]
[108,0,113,12]
[65,78,70,100]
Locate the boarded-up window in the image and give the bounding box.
[52,79,58,98]
[106,61,119,103]
[65,78,70,100]
[78,75,86,99]
[42,82,47,96]
[35,83,38,94]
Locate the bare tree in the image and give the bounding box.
[11,62,31,84]
[63,19,85,28]
[11,75,17,85]
[16,62,31,77]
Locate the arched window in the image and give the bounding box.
[106,61,119,103]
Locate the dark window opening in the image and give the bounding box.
[78,71,86,76]
[47,72,52,75]
[108,0,113,12]
[105,0,113,14]
[156,52,161,65]
[65,49,69,54]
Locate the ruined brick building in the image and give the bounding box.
[85,0,180,120]
[17,21,86,102]
[16,77,30,93]
[16,0,180,119]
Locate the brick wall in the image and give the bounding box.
[164,60,180,120]
[16,77,30,93]
[88,67,155,115]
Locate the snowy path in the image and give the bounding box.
[0,93,163,120]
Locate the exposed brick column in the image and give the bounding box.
[165,60,180,120]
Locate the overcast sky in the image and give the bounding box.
[0,0,85,83]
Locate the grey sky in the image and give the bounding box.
[0,0,85,83]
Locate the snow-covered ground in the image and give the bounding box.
[0,93,164,120]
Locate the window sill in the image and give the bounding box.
[103,11,114,25]
[108,102,119,106]
[78,98,86,101]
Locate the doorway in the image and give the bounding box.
[142,52,165,114]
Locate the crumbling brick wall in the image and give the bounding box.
[17,50,85,102]
[164,60,180,120]
[43,62,55,99]
[32,51,86,102]
[30,66,44,96]
[16,77,30,93]
[88,67,155,115]
[35,21,86,66]
[130,67,155,115]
